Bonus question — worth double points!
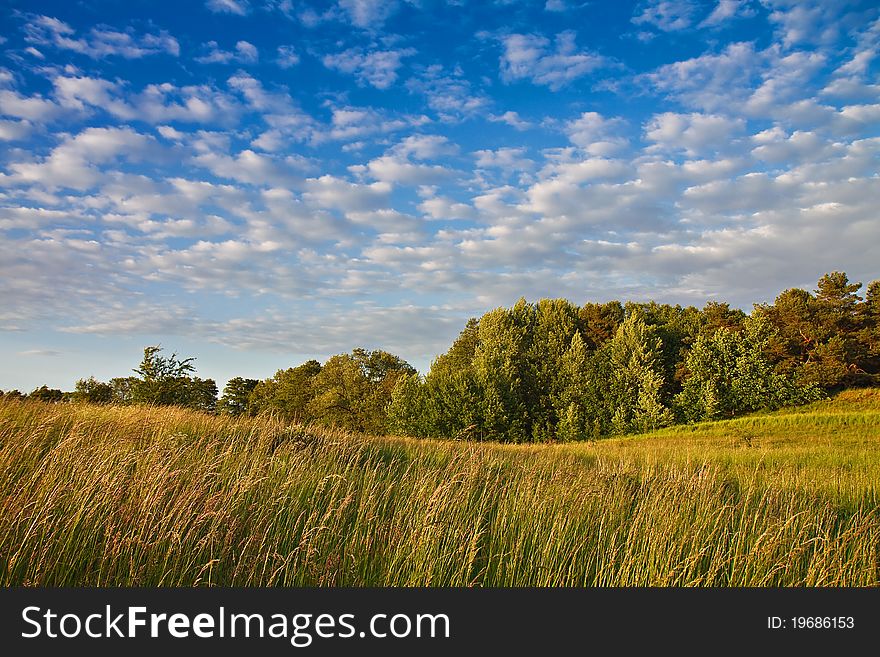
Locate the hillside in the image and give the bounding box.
[0,391,878,586]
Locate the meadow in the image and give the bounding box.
[1,390,878,586]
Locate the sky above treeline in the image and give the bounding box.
[0,0,878,391]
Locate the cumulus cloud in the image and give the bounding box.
[698,0,754,28]
[644,112,746,156]
[632,0,698,32]
[488,111,532,131]
[192,149,312,188]
[315,105,429,143]
[0,119,33,141]
[276,45,300,68]
[323,47,416,89]
[49,75,243,125]
[406,65,490,121]
[23,15,179,58]
[196,40,259,64]
[337,0,399,29]
[499,31,607,90]
[565,112,629,156]
[303,175,392,214]
[352,155,454,185]
[763,0,852,48]
[643,42,761,112]
[1,126,163,190]
[205,0,250,15]
[474,147,535,176]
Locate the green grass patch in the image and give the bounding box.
[0,392,878,586]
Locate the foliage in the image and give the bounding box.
[217,377,259,416]
[675,316,823,421]
[128,346,216,412]
[72,377,113,404]
[28,385,64,403]
[605,313,674,434]
[8,270,878,441]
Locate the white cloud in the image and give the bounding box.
[0,88,63,122]
[391,134,458,159]
[499,31,606,90]
[418,194,477,221]
[52,75,118,111]
[24,15,179,58]
[192,149,311,188]
[353,155,454,185]
[205,0,250,15]
[762,0,849,48]
[303,175,392,214]
[2,127,162,190]
[698,0,754,28]
[315,106,429,143]
[750,129,839,163]
[644,112,746,156]
[276,45,300,68]
[337,0,399,29]
[0,119,32,141]
[643,42,761,112]
[632,0,698,32]
[406,65,490,121]
[488,111,532,130]
[196,40,259,64]
[323,47,416,89]
[565,111,629,156]
[51,76,243,125]
[474,147,535,173]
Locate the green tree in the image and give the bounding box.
[249,360,322,421]
[605,313,673,434]
[109,377,138,404]
[471,300,538,442]
[676,316,822,422]
[180,377,218,413]
[217,377,259,416]
[387,373,425,436]
[129,346,215,410]
[29,385,64,403]
[555,332,592,441]
[72,377,113,404]
[309,350,415,433]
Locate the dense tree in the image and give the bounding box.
[128,346,216,411]
[309,350,415,433]
[29,385,64,403]
[249,360,322,421]
[217,377,259,416]
[555,332,593,442]
[130,346,196,406]
[109,377,138,404]
[578,301,624,350]
[676,317,822,422]
[605,313,673,434]
[6,270,874,442]
[72,377,113,404]
[181,377,218,413]
[757,272,878,390]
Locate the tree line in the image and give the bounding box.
[3,271,877,442]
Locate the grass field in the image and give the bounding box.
[1,390,878,586]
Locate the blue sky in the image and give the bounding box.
[1,0,878,391]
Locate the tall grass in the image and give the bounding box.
[0,393,878,586]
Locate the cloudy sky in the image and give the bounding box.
[1,0,878,391]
